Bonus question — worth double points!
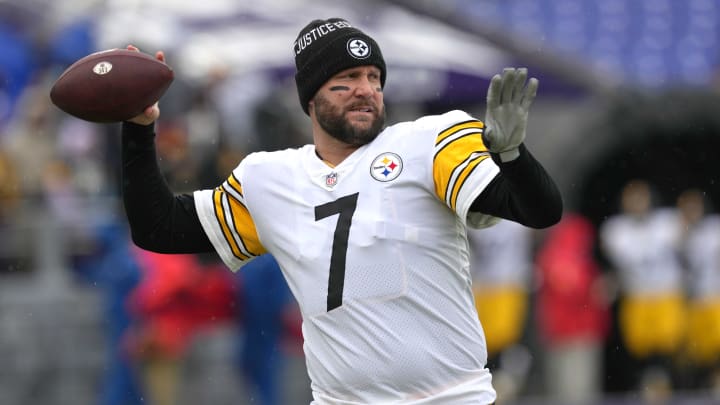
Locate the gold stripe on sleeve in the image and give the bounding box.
[226,192,264,257]
[225,173,243,198]
[433,121,490,211]
[448,153,490,210]
[213,188,250,260]
[435,120,484,146]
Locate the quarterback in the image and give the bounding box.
[121,18,562,404]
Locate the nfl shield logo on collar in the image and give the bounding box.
[325,172,338,187]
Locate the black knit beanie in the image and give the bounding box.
[294,18,387,115]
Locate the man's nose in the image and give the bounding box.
[354,78,375,97]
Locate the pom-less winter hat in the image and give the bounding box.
[294,18,387,115]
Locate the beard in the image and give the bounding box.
[313,93,386,147]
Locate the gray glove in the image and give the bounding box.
[483,67,538,162]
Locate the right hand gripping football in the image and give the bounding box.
[483,67,538,161]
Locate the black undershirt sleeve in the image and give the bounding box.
[470,144,563,228]
[121,121,214,253]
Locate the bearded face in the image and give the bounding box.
[313,92,386,147]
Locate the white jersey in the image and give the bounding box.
[600,208,683,295]
[684,214,720,299]
[194,110,499,403]
[468,219,532,287]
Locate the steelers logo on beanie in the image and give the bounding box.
[293,18,387,115]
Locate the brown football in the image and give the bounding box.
[50,48,174,123]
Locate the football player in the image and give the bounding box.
[599,179,686,399]
[121,18,562,404]
[677,189,720,390]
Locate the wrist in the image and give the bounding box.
[498,148,520,162]
[122,121,156,149]
[122,120,156,135]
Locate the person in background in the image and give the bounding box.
[234,254,308,405]
[0,150,19,218]
[0,150,21,271]
[599,179,686,402]
[535,213,610,404]
[72,220,145,405]
[125,250,236,405]
[467,220,533,402]
[676,188,720,394]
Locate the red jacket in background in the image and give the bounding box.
[126,249,237,358]
[535,213,610,345]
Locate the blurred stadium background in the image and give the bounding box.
[0,0,719,404]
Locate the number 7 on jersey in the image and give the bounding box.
[314,192,359,312]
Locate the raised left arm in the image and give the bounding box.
[471,67,562,228]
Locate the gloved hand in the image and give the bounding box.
[483,67,538,162]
